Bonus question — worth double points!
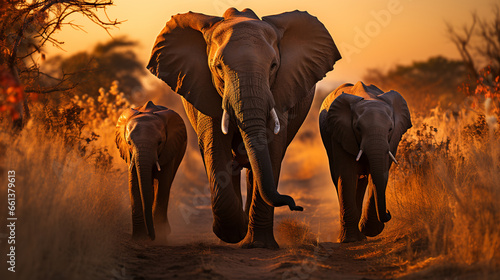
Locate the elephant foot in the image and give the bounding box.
[359,217,385,237]
[131,232,152,242]
[213,217,247,244]
[153,223,171,245]
[239,227,279,249]
[337,226,366,243]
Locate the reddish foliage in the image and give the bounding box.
[460,65,500,114]
[461,66,500,98]
[0,66,24,120]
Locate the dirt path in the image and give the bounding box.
[113,238,400,280]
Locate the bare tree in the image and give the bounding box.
[0,0,121,127]
[447,5,500,80]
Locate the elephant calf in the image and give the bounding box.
[319,81,412,243]
[116,101,187,242]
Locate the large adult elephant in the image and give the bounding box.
[147,8,341,248]
[319,82,412,243]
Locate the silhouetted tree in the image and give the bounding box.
[446,5,500,109]
[43,37,146,100]
[364,56,468,114]
[446,5,500,78]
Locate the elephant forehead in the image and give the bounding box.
[354,100,392,115]
[212,19,277,44]
[127,115,163,133]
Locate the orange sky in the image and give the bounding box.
[44,0,497,83]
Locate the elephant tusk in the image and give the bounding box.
[129,161,133,170]
[221,109,230,135]
[156,161,161,171]
[388,151,398,165]
[270,108,280,134]
[356,150,363,161]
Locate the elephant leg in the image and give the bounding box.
[240,117,288,249]
[355,175,368,241]
[154,126,187,243]
[359,183,385,237]
[331,143,365,243]
[197,113,247,244]
[153,166,174,243]
[231,161,244,213]
[240,178,277,249]
[129,166,148,240]
[336,173,365,242]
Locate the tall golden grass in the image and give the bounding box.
[385,100,500,271]
[0,82,130,280]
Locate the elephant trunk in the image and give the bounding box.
[239,121,301,210]
[364,137,392,223]
[227,74,301,211]
[134,149,156,240]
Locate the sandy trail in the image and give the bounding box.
[116,239,388,280]
[113,189,397,280]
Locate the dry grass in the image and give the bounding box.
[383,102,500,274]
[0,82,130,280]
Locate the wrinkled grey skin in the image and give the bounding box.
[147,8,341,248]
[319,82,412,243]
[116,101,187,242]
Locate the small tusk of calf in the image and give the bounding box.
[388,151,398,165]
[356,150,363,161]
[221,109,230,135]
[156,161,161,171]
[270,108,280,134]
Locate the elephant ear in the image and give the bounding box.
[378,90,412,154]
[115,108,139,164]
[327,93,364,156]
[147,12,223,118]
[153,109,187,157]
[263,11,341,112]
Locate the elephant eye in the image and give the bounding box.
[215,63,223,71]
[270,62,278,71]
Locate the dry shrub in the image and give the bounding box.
[276,218,317,247]
[0,81,131,279]
[386,103,500,270]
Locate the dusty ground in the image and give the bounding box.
[113,234,499,280]
[117,240,373,279]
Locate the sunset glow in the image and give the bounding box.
[1,0,499,279]
[44,0,496,81]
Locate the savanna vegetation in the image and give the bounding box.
[1,1,499,279]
